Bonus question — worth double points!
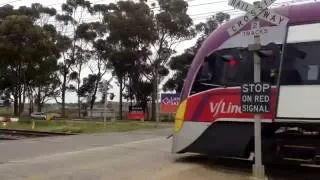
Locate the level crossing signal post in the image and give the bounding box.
[227,0,289,179]
[249,18,265,179]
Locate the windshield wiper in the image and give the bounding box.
[200,83,226,88]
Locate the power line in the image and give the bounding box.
[4,0,309,17]
[4,0,317,26]
[0,0,22,6]
[192,12,243,21]
[150,0,227,10]
[31,0,226,13]
[76,0,315,22]
[189,0,314,17]
[190,0,316,20]
[47,0,315,27]
[48,0,280,24]
[54,0,309,17]
[190,9,238,17]
[47,0,109,7]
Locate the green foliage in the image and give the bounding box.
[0,3,64,114]
[156,0,194,39]
[3,120,168,134]
[0,1,231,121]
[164,12,230,92]
[53,0,94,117]
[75,23,98,41]
[102,0,157,119]
[142,0,194,120]
[104,1,155,48]
[102,0,195,120]
[78,74,100,97]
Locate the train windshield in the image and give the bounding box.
[190,39,320,96]
[190,44,281,95]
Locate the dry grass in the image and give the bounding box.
[1,120,171,134]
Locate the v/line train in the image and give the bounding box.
[172,2,320,165]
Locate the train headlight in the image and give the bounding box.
[175,100,187,132]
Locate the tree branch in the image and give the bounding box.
[53,94,62,105]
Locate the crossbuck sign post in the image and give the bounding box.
[227,0,289,179]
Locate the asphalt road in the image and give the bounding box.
[0,128,319,180]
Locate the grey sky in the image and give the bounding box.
[2,0,312,103]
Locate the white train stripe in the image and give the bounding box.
[215,118,273,123]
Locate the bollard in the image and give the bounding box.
[2,116,9,127]
[32,120,35,130]
[2,122,7,127]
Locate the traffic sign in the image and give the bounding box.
[227,0,289,36]
[241,83,271,113]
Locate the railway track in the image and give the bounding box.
[0,129,75,140]
[180,155,320,179]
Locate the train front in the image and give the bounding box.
[170,17,234,154]
[172,2,320,166]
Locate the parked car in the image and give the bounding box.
[46,112,62,120]
[30,112,47,120]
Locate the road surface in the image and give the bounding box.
[0,128,319,180]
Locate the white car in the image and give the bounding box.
[30,112,47,120]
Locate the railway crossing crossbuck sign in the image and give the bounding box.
[227,0,289,36]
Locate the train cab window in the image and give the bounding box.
[190,45,282,95]
[280,41,320,85]
[219,48,254,86]
[219,46,281,86]
[190,55,220,94]
[190,48,254,94]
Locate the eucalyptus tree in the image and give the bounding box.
[54,0,92,117]
[164,12,230,92]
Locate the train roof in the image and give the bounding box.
[182,2,320,99]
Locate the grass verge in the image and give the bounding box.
[1,120,172,134]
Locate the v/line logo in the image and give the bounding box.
[209,99,242,117]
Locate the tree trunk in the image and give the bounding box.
[90,76,100,110]
[13,87,18,116]
[61,71,67,117]
[17,61,22,116]
[37,86,41,112]
[29,99,33,115]
[142,99,148,121]
[18,84,22,116]
[29,101,33,115]
[38,103,44,113]
[21,85,26,113]
[77,78,81,118]
[28,88,33,115]
[151,75,158,121]
[78,96,81,118]
[29,98,32,115]
[119,75,123,120]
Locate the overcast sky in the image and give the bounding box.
[1,0,313,103]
